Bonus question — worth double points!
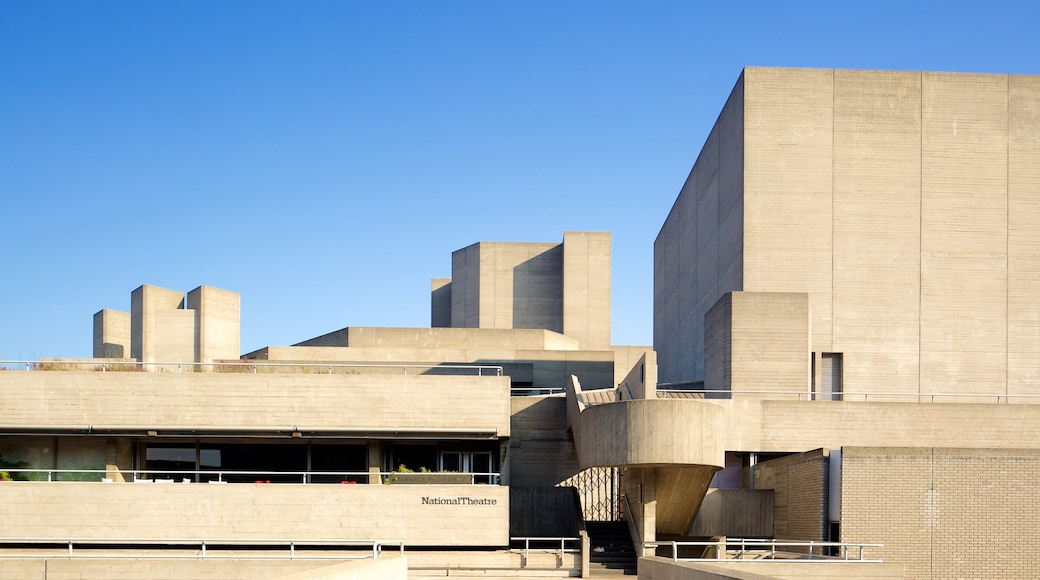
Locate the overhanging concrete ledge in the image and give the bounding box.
[566,376,724,470]
[565,376,724,538]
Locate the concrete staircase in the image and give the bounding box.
[585,522,636,576]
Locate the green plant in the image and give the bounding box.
[0,454,29,481]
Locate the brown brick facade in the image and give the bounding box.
[842,447,1040,579]
[754,450,829,543]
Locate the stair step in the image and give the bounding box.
[585,521,636,577]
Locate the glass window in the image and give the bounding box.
[145,445,195,481]
[310,444,367,483]
[201,443,307,483]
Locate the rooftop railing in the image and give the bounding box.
[643,538,883,562]
[656,388,1040,404]
[1,468,502,485]
[0,360,503,376]
[0,537,404,560]
[510,386,565,395]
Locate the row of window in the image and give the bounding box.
[141,441,498,484]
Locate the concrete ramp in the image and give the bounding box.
[565,376,724,541]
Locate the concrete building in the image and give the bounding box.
[653,67,1040,579]
[2,68,1038,580]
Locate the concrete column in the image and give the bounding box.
[368,442,384,484]
[105,438,132,482]
[563,232,611,350]
[93,309,130,359]
[431,278,452,328]
[131,285,192,367]
[580,530,590,578]
[187,285,241,366]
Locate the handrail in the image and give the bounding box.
[643,539,883,562]
[0,360,504,376]
[0,537,404,560]
[510,387,565,395]
[2,468,502,485]
[655,388,1040,404]
[510,536,582,563]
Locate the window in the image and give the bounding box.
[813,352,843,401]
[440,450,494,484]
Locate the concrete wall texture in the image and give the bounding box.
[0,555,408,580]
[655,67,1040,400]
[186,285,240,363]
[0,482,508,546]
[0,371,511,436]
[119,284,240,366]
[92,309,130,359]
[451,241,563,332]
[445,232,612,350]
[754,450,829,543]
[704,292,810,394]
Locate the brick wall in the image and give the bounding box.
[841,447,1040,579]
[754,449,829,542]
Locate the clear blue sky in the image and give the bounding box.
[2,1,1038,359]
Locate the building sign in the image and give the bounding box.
[422,496,498,505]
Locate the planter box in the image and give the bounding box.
[385,472,471,485]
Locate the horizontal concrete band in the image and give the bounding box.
[574,399,725,469]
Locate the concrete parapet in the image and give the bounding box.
[689,489,774,538]
[717,399,1040,452]
[0,371,510,436]
[280,554,408,580]
[570,399,724,469]
[0,483,507,546]
[0,554,408,580]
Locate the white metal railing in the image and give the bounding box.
[2,468,502,485]
[643,539,883,562]
[510,536,582,562]
[510,387,565,395]
[0,537,403,560]
[0,360,503,376]
[655,388,1040,404]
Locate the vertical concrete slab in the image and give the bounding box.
[717,72,745,297]
[1008,75,1040,398]
[706,292,810,395]
[564,231,611,350]
[920,72,1008,397]
[431,278,452,328]
[131,285,187,364]
[93,309,130,359]
[742,67,834,354]
[704,294,733,392]
[832,70,922,398]
[187,285,241,364]
[451,243,481,328]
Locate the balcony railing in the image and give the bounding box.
[0,360,503,376]
[0,537,404,560]
[1,468,502,485]
[656,388,1040,404]
[643,538,883,562]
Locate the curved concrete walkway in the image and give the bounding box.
[565,377,724,540]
